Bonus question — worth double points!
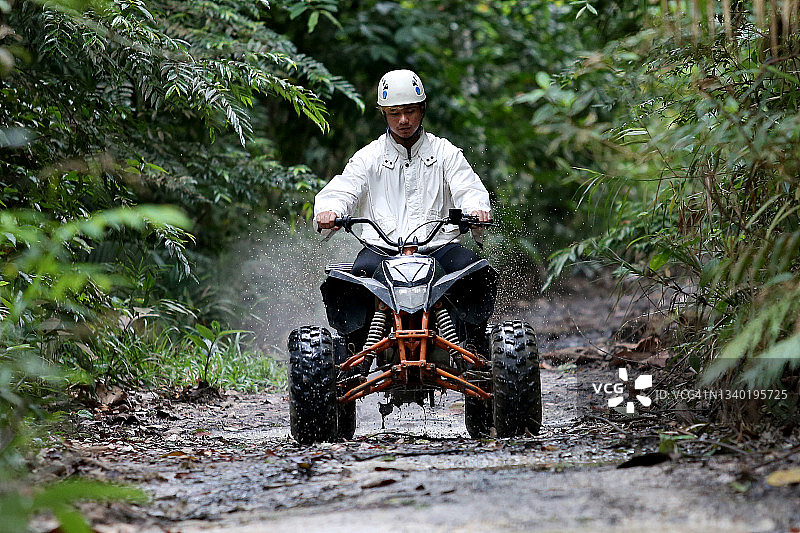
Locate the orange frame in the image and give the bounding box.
[337,310,492,404]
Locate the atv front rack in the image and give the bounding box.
[337,311,492,403]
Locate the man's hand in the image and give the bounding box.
[316,210,340,230]
[471,210,492,224]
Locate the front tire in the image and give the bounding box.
[465,397,492,438]
[332,332,357,440]
[491,321,542,437]
[465,323,496,438]
[288,326,337,444]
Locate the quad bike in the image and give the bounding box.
[287,209,541,444]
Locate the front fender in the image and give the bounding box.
[428,259,498,324]
[320,271,392,334]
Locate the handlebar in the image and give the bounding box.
[331,209,494,249]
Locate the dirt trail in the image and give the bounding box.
[36,283,800,532]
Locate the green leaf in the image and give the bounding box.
[307,11,319,33]
[32,480,146,509]
[648,251,669,272]
[186,333,206,350]
[195,324,215,341]
[53,507,92,533]
[320,10,343,30]
[535,72,551,89]
[288,3,307,19]
[509,89,545,105]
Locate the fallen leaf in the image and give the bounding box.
[161,450,199,461]
[729,480,750,493]
[610,350,651,367]
[96,383,127,406]
[156,409,179,420]
[617,452,671,468]
[646,350,671,368]
[449,401,465,412]
[765,468,800,487]
[360,478,397,489]
[634,335,660,353]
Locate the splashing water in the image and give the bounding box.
[231,221,359,357]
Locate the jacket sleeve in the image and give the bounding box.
[313,150,369,232]
[442,144,491,214]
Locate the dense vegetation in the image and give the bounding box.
[2,0,800,528]
[541,0,800,425]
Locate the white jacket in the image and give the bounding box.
[314,129,491,250]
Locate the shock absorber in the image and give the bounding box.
[434,307,461,366]
[362,309,389,374]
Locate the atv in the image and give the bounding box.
[287,209,541,444]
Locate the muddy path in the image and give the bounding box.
[35,282,800,532]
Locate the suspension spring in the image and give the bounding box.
[434,307,460,363]
[365,309,389,348]
[362,309,389,373]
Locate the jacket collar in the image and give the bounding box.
[382,129,437,169]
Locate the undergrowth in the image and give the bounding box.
[84,327,288,393]
[536,2,800,427]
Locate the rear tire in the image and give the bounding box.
[491,321,542,437]
[288,326,337,444]
[336,402,357,440]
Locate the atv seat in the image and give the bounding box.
[324,262,354,274]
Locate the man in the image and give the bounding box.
[314,69,492,278]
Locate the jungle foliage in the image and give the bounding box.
[0,0,637,428]
[1,0,352,529]
[267,0,645,264]
[538,0,800,422]
[0,0,356,408]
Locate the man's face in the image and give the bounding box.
[384,104,424,139]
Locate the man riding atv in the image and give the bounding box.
[287,70,541,444]
[315,69,492,349]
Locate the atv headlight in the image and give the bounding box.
[392,285,428,311]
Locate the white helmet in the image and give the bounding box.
[377,69,426,107]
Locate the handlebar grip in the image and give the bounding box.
[333,216,351,229]
[458,215,494,226]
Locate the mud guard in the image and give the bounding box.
[429,260,498,324]
[320,272,390,334]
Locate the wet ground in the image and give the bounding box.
[33,281,800,532]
